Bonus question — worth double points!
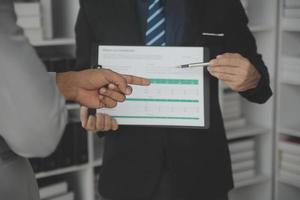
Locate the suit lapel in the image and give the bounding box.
[86,0,143,45]
[182,0,207,46]
[112,0,143,45]
[164,0,207,46]
[164,0,182,45]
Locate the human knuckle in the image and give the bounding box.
[245,68,252,77]
[233,84,241,91]
[106,103,113,108]
[120,95,126,102]
[111,102,118,108]
[244,60,251,68]
[234,81,241,88]
[238,77,245,84]
[127,75,133,83]
[97,123,104,130]
[240,70,247,78]
[104,126,110,131]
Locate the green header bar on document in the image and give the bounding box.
[150,79,199,85]
[112,116,200,120]
[126,98,199,103]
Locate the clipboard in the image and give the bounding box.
[92,45,210,129]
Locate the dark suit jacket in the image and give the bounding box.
[75,0,272,199]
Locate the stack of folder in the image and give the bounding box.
[14,0,55,42]
[229,137,257,183]
[282,57,300,85]
[279,136,300,186]
[30,123,88,173]
[39,181,74,200]
[283,0,300,18]
[221,87,247,130]
[14,1,43,43]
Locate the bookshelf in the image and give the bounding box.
[226,126,270,141]
[222,0,278,200]
[13,1,93,200]
[276,0,300,200]
[12,0,288,200]
[32,38,75,47]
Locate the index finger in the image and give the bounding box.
[209,57,246,68]
[122,75,151,86]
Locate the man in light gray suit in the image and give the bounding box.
[0,0,150,199]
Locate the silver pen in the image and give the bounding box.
[176,62,210,69]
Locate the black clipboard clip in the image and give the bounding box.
[88,65,103,116]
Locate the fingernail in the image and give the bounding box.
[120,95,126,102]
[109,84,116,89]
[100,88,106,94]
[99,95,104,100]
[125,87,132,95]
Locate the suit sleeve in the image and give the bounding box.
[223,0,273,104]
[0,0,66,158]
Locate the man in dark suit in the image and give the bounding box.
[75,0,273,199]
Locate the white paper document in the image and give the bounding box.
[97,45,209,127]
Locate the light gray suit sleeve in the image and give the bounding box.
[0,0,67,158]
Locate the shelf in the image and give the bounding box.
[31,38,75,47]
[249,24,275,32]
[280,79,300,86]
[280,128,300,138]
[234,175,270,189]
[226,125,270,140]
[279,176,300,189]
[281,18,300,32]
[36,164,89,179]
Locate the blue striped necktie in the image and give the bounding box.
[145,0,166,46]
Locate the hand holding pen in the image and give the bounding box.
[178,53,262,93]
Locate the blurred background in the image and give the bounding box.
[13,0,300,199]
